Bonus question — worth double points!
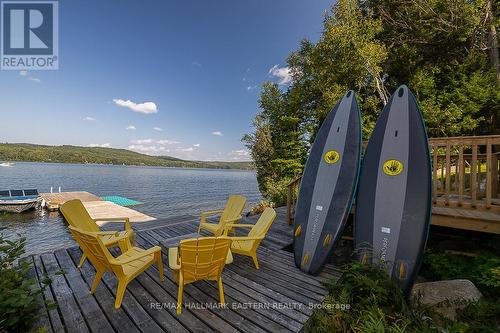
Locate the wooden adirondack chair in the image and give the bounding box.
[198,195,246,236]
[223,207,276,269]
[168,237,232,315]
[69,226,164,309]
[61,199,135,268]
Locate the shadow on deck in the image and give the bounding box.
[30,207,340,333]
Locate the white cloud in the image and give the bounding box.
[128,144,170,155]
[268,64,292,85]
[156,139,179,145]
[89,143,111,148]
[19,70,41,83]
[126,125,136,130]
[113,99,158,114]
[128,144,169,155]
[177,147,194,152]
[130,138,153,144]
[83,116,96,121]
[228,149,251,161]
[193,143,200,147]
[192,61,202,68]
[153,127,163,131]
[211,131,223,136]
[130,139,179,149]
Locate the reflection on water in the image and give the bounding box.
[0,162,261,255]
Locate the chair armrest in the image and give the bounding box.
[227,236,264,241]
[168,247,180,269]
[222,216,242,224]
[87,231,121,237]
[225,223,254,229]
[223,223,252,236]
[114,246,162,265]
[201,210,223,217]
[94,217,132,230]
[200,209,224,226]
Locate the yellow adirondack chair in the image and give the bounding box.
[198,195,247,236]
[69,226,164,309]
[168,237,232,315]
[60,199,135,268]
[223,207,276,269]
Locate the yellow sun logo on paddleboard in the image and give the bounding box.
[383,159,404,176]
[324,150,340,164]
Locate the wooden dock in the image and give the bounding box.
[29,207,340,333]
[40,191,103,203]
[40,191,156,223]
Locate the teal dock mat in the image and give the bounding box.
[101,196,142,206]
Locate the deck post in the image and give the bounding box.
[445,142,451,205]
[433,144,438,204]
[458,144,464,206]
[486,139,492,208]
[471,144,478,207]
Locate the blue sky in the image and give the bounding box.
[0,0,332,161]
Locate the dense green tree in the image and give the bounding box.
[243,82,306,204]
[245,0,499,201]
[370,0,499,136]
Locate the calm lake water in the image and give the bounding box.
[0,162,261,255]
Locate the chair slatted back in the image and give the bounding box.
[220,195,246,222]
[179,237,231,282]
[68,226,115,271]
[61,199,100,232]
[248,208,276,238]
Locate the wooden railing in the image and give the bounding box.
[286,135,500,225]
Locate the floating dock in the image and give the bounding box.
[40,191,156,223]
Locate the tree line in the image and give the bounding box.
[243,0,499,204]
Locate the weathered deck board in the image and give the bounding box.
[33,255,65,333]
[27,257,53,333]
[40,191,102,203]
[40,253,90,333]
[32,207,340,333]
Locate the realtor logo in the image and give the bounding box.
[1,1,58,70]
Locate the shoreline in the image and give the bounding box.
[0,160,256,172]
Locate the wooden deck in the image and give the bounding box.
[29,207,340,333]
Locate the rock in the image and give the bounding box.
[411,279,482,320]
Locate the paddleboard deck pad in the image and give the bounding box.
[355,85,432,294]
[294,91,362,274]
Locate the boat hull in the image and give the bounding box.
[0,197,41,213]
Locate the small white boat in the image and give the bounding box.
[0,162,14,167]
[0,189,41,213]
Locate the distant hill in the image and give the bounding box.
[0,143,254,170]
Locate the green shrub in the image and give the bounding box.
[422,250,500,298]
[311,256,500,332]
[264,178,292,206]
[0,233,50,332]
[310,262,438,333]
